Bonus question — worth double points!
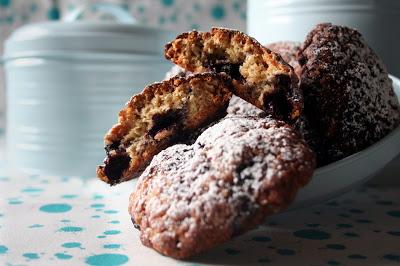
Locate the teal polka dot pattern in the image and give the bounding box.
[1,166,398,266]
[211,4,225,20]
[56,0,247,32]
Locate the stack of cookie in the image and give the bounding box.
[96,23,400,259]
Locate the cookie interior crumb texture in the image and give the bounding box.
[297,23,400,165]
[97,73,232,185]
[129,116,315,259]
[165,27,302,122]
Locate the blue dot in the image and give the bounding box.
[388,231,400,236]
[21,187,43,193]
[0,245,8,254]
[193,3,201,11]
[161,0,174,7]
[277,249,295,256]
[97,235,106,239]
[104,230,121,235]
[104,210,118,214]
[29,224,43,228]
[376,200,393,205]
[159,16,166,25]
[92,215,101,219]
[91,203,105,208]
[23,253,39,260]
[337,223,353,228]
[62,194,78,199]
[306,223,320,228]
[109,220,120,224]
[137,6,145,13]
[47,7,60,20]
[343,232,359,238]
[326,201,339,206]
[225,248,240,255]
[327,260,341,265]
[258,257,271,263]
[349,208,364,214]
[326,244,346,250]
[387,210,400,218]
[40,203,72,213]
[348,254,367,259]
[103,244,121,249]
[85,254,129,265]
[356,219,372,223]
[252,236,271,242]
[61,219,70,223]
[59,226,83,233]
[9,199,23,205]
[30,3,37,12]
[293,229,331,240]
[55,253,72,260]
[62,242,82,249]
[211,4,225,20]
[0,0,11,7]
[232,2,240,11]
[382,254,400,262]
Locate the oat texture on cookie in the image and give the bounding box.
[165,28,303,122]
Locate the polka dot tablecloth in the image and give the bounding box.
[0,150,400,265]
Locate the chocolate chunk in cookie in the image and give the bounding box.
[296,23,400,165]
[129,116,315,259]
[165,28,302,122]
[97,73,232,185]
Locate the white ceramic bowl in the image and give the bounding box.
[290,75,400,209]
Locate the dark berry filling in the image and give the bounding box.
[131,217,140,230]
[204,57,244,81]
[104,153,131,182]
[148,110,183,138]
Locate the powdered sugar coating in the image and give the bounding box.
[227,95,266,117]
[297,23,400,165]
[129,116,315,259]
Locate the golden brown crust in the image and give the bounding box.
[97,73,232,185]
[165,27,302,122]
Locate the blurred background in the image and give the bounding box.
[0,0,247,129]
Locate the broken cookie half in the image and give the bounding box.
[165,27,302,122]
[97,73,232,185]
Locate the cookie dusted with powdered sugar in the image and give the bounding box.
[297,23,400,165]
[165,28,303,122]
[129,116,315,259]
[97,73,232,185]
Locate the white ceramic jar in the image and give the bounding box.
[247,0,400,76]
[3,4,175,177]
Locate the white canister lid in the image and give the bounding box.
[3,3,176,60]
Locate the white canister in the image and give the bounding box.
[3,4,175,177]
[247,0,400,77]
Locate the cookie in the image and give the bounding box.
[297,23,400,165]
[227,95,266,117]
[129,116,315,259]
[266,41,301,72]
[97,73,232,185]
[165,28,303,121]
